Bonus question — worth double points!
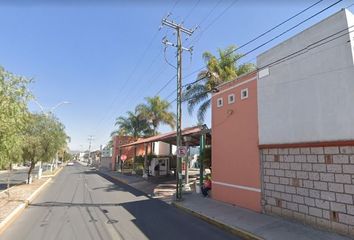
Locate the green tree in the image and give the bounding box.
[0,66,32,169]
[112,109,153,139]
[184,45,256,122]
[22,113,68,183]
[136,96,176,135]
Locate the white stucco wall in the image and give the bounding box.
[257,9,354,145]
[153,141,171,156]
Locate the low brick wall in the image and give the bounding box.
[261,146,354,236]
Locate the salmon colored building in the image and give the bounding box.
[111,136,149,171]
[211,9,354,236]
[211,71,261,212]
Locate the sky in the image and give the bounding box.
[0,0,353,151]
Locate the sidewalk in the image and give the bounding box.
[173,193,351,240]
[99,169,176,203]
[99,168,351,239]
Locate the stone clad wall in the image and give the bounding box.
[261,146,354,236]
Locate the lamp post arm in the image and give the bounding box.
[51,101,70,112]
[33,99,45,112]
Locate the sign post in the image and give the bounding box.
[120,155,127,162]
[120,155,127,172]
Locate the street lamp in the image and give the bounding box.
[50,101,70,113]
[32,99,70,175]
[33,100,71,116]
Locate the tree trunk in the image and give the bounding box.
[27,160,35,184]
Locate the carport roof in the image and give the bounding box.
[120,126,211,148]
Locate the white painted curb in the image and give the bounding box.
[0,203,26,235]
[0,168,61,235]
[42,166,64,178]
[26,178,51,204]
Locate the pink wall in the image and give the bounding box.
[111,136,151,171]
[112,136,135,170]
[211,72,261,212]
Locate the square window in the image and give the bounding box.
[241,88,248,100]
[216,97,223,108]
[228,94,235,104]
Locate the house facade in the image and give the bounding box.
[212,9,354,236]
[111,136,146,170]
[212,71,261,212]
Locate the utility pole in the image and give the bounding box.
[162,17,194,200]
[88,135,94,166]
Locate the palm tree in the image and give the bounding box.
[112,109,153,139]
[184,45,256,122]
[136,96,176,135]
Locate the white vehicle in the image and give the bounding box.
[67,162,74,166]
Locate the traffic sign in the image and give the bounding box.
[177,146,188,157]
[120,155,127,162]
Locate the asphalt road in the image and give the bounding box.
[0,166,41,190]
[0,163,242,240]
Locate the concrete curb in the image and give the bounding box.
[0,178,51,235]
[42,166,64,178]
[172,202,264,240]
[0,203,26,235]
[0,168,60,235]
[25,177,52,205]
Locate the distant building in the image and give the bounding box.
[101,146,112,158]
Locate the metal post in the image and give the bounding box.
[143,143,148,178]
[199,133,206,189]
[183,140,191,191]
[132,146,137,174]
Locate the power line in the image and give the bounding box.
[345,1,354,8]
[92,2,185,137]
[94,3,199,146]
[188,0,240,47]
[262,25,354,69]
[92,30,162,135]
[170,0,181,13]
[182,0,201,24]
[154,75,177,96]
[181,24,354,106]
[148,0,227,100]
[190,0,224,38]
[164,0,327,99]
[182,0,344,87]
[164,0,343,114]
